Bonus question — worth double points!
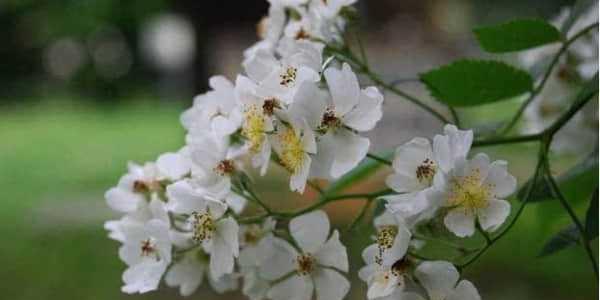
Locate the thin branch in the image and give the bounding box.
[366,153,392,165]
[545,162,599,278]
[501,22,598,134]
[473,133,542,147]
[346,199,373,233]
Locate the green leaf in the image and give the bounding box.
[420,59,533,107]
[539,224,580,257]
[324,151,392,196]
[474,18,561,53]
[585,188,598,240]
[519,148,598,203]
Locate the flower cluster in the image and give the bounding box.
[358,124,516,299]
[104,0,520,299]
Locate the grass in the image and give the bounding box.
[0,99,597,299]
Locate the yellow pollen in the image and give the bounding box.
[242,105,266,153]
[191,212,216,243]
[279,127,305,174]
[447,169,491,212]
[375,226,398,265]
[296,254,315,275]
[280,67,297,87]
[242,225,262,246]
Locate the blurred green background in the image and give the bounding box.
[0,0,597,299]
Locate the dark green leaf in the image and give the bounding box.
[519,148,598,203]
[420,59,533,107]
[474,19,561,53]
[539,224,580,257]
[585,188,598,239]
[324,151,392,196]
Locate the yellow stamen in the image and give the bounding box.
[279,127,305,174]
[447,169,491,213]
[242,105,266,153]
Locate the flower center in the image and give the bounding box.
[295,27,311,40]
[415,158,436,186]
[280,66,297,87]
[279,127,305,174]
[133,180,161,194]
[191,212,216,243]
[140,238,159,260]
[375,225,398,265]
[262,98,279,116]
[318,108,342,133]
[448,169,491,212]
[242,225,262,246]
[214,160,235,176]
[242,105,267,153]
[296,254,315,276]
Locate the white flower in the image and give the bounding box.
[382,125,472,225]
[165,249,239,296]
[165,180,240,279]
[105,149,191,214]
[187,129,244,197]
[181,75,242,137]
[244,1,287,58]
[271,116,317,193]
[359,212,412,299]
[118,218,172,294]
[264,210,350,300]
[105,196,169,242]
[235,74,277,175]
[414,261,481,300]
[242,41,322,104]
[238,218,277,300]
[434,153,516,237]
[290,63,383,179]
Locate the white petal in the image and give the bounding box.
[314,230,349,272]
[447,280,481,300]
[385,173,421,194]
[165,256,204,296]
[342,86,383,132]
[242,49,277,82]
[156,151,190,181]
[361,244,379,266]
[444,208,476,238]
[485,160,517,198]
[328,130,370,178]
[383,192,429,221]
[382,221,411,266]
[165,180,207,214]
[267,274,314,300]
[259,237,298,280]
[290,210,330,254]
[290,154,311,193]
[121,261,168,294]
[415,261,459,300]
[216,217,240,257]
[105,187,142,213]
[358,263,378,283]
[208,273,240,294]
[324,63,359,116]
[289,81,328,128]
[314,268,350,300]
[477,199,511,232]
[209,234,236,280]
[366,269,402,299]
[225,192,247,214]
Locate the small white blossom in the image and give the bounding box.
[382,125,472,226]
[118,218,172,294]
[264,210,350,300]
[165,180,240,279]
[433,153,516,237]
[359,212,412,299]
[238,218,277,300]
[181,75,243,137]
[414,261,481,300]
[165,248,239,296]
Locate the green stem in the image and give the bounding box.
[367,153,392,165]
[501,22,598,134]
[545,161,599,278]
[473,133,542,147]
